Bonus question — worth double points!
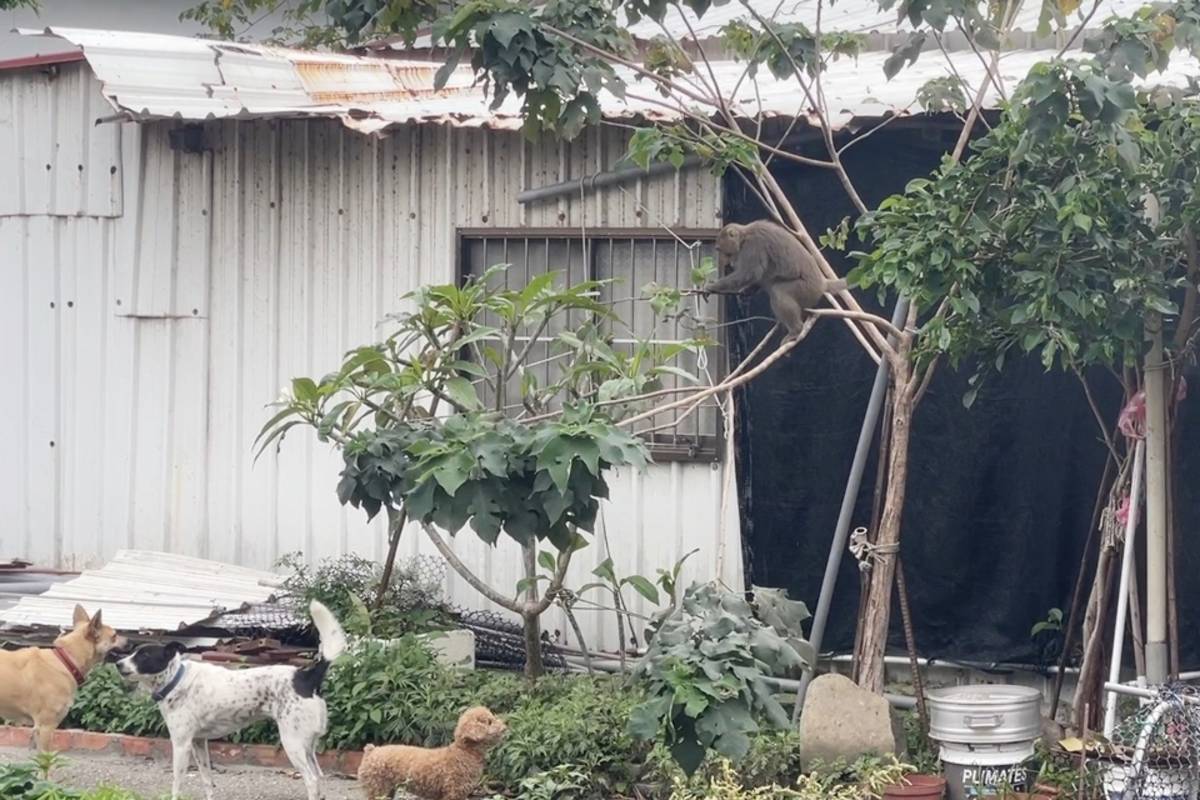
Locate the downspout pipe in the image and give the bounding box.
[793,297,910,723]
[516,157,703,204]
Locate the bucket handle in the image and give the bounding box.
[963,714,1004,729]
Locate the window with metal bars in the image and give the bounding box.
[456,228,724,462]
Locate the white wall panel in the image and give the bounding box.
[0,65,121,218]
[1,65,736,649]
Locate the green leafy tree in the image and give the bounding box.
[259,265,713,677]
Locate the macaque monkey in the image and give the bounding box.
[704,220,847,338]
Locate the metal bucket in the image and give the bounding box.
[929,685,1043,800]
[928,685,1043,745]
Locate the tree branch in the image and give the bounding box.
[530,545,575,615]
[422,522,522,613]
[1174,229,1199,352]
[542,24,716,109]
[619,330,808,427]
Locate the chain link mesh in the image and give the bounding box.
[1044,686,1200,800]
[210,553,567,672]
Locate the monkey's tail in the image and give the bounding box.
[824,278,848,294]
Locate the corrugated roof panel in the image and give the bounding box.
[0,550,281,631]
[20,24,1197,136]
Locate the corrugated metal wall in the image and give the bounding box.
[0,63,739,651]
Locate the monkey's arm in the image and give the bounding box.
[705,266,758,294]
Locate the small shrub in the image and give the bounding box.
[648,730,803,795]
[499,764,591,800]
[0,756,144,799]
[323,638,647,795]
[629,582,806,774]
[63,666,164,738]
[276,552,457,638]
[900,711,940,775]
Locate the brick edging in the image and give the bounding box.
[0,726,363,777]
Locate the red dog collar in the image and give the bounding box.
[53,647,85,686]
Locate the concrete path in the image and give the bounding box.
[0,746,362,800]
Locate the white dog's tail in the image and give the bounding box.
[310,600,347,662]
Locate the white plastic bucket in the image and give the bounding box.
[939,740,1036,800]
[1101,762,1199,800]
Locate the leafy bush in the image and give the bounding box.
[63,666,164,738]
[629,582,807,773]
[645,730,803,793]
[276,551,456,638]
[667,755,912,800]
[324,639,648,794]
[0,755,143,799]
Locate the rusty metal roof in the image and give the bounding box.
[14,26,1200,134]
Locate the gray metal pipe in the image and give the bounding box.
[516,157,702,205]
[793,297,911,722]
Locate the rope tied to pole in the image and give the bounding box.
[849,527,899,572]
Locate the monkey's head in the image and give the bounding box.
[715,224,745,267]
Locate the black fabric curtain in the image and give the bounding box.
[724,127,1200,666]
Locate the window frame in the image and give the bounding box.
[455,226,725,463]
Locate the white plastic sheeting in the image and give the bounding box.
[0,550,279,631]
[0,63,735,653]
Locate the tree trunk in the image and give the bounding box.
[854,392,892,682]
[1075,542,1116,732]
[374,507,407,611]
[856,378,914,694]
[521,543,545,679]
[522,611,545,679]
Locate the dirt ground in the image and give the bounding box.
[0,746,363,800]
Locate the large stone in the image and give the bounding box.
[798,673,897,768]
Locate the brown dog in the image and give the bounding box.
[0,604,126,750]
[358,706,508,800]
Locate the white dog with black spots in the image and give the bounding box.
[116,601,347,800]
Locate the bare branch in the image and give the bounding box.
[1056,0,1103,57]
[541,24,717,109]
[738,0,868,215]
[619,330,811,427]
[530,545,576,615]
[422,522,522,612]
[1073,365,1124,465]
[621,90,838,170]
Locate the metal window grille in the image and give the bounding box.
[457,228,723,462]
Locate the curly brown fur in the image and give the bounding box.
[357,706,507,800]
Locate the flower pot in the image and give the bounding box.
[884,775,947,800]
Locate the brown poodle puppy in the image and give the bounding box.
[358,706,507,800]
